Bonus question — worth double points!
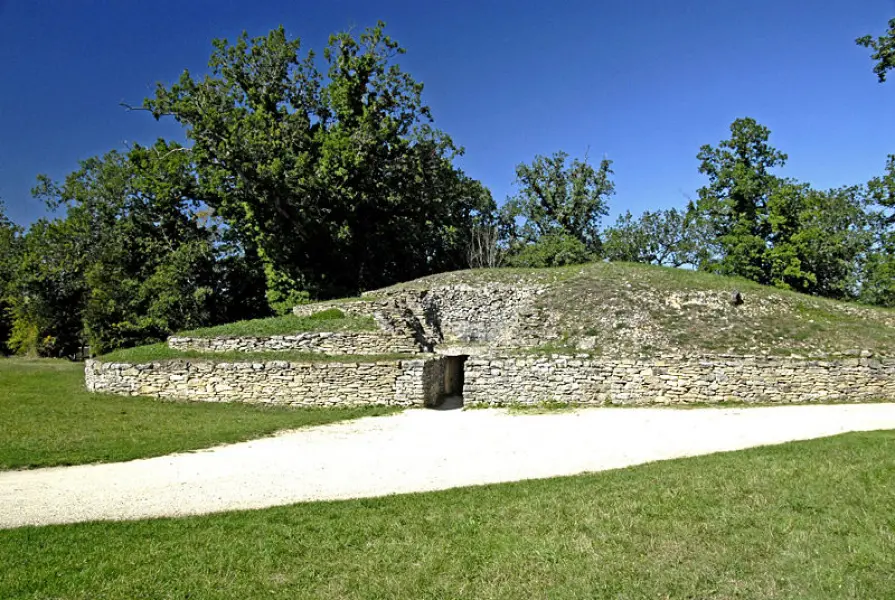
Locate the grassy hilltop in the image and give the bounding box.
[375,262,895,357]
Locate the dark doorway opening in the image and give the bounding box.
[439,355,467,409]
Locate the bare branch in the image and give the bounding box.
[120,101,173,118]
[467,225,503,269]
[153,147,191,159]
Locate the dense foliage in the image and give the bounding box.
[0,202,20,354]
[5,144,268,356]
[502,233,594,269]
[145,23,494,305]
[603,208,707,268]
[857,18,895,83]
[2,19,894,357]
[499,151,613,260]
[681,119,871,298]
[3,24,497,357]
[862,157,895,307]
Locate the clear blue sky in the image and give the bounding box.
[1,0,894,226]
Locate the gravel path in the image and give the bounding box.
[3,403,895,529]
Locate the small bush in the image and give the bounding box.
[504,234,595,268]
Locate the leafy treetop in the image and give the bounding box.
[500,151,614,253]
[857,19,895,83]
[145,22,494,305]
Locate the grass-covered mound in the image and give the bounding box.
[376,262,895,357]
[0,358,395,470]
[175,308,377,339]
[110,261,895,359]
[3,430,893,598]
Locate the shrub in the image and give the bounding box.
[504,233,595,268]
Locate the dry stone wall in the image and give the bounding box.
[366,283,553,349]
[464,354,895,405]
[292,299,437,351]
[86,351,895,407]
[292,301,376,318]
[426,284,546,344]
[86,357,446,407]
[168,331,421,355]
[289,283,558,354]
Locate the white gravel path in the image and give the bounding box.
[2,403,895,529]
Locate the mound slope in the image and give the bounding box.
[369,262,895,357]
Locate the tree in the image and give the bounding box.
[500,151,614,253]
[0,201,21,354]
[502,233,593,269]
[857,19,895,82]
[72,144,218,352]
[603,208,708,268]
[688,117,788,283]
[145,23,494,305]
[6,216,91,357]
[861,245,895,307]
[687,117,871,298]
[860,156,895,306]
[8,142,270,357]
[855,19,895,306]
[765,184,869,298]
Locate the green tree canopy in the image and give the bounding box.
[854,18,895,306]
[145,23,494,305]
[857,18,895,82]
[6,216,90,357]
[687,117,870,298]
[689,117,788,283]
[500,151,613,254]
[0,202,21,354]
[860,156,895,306]
[502,233,593,269]
[764,184,868,298]
[8,142,268,356]
[603,208,708,268]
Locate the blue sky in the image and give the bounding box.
[1,0,894,226]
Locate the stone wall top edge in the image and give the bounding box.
[89,357,410,369]
[361,281,547,296]
[168,331,399,343]
[91,349,893,369]
[466,351,894,362]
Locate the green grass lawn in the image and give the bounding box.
[0,358,396,470]
[2,431,894,598]
[175,308,377,338]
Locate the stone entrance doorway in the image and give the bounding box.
[440,355,467,409]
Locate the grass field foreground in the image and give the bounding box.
[2,431,894,598]
[0,358,396,470]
